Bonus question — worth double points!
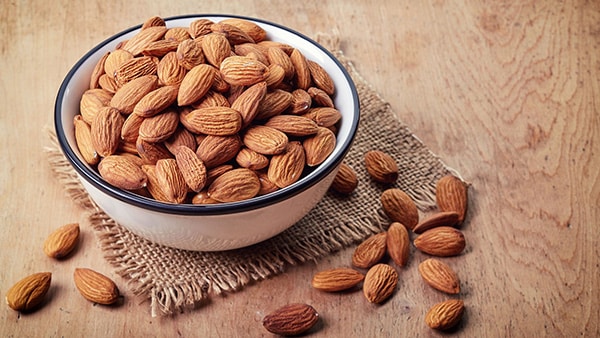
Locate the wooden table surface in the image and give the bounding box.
[1,1,598,337]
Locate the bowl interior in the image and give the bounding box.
[55,14,359,215]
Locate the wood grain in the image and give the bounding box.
[1,1,598,337]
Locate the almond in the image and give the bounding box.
[98,154,147,190]
[136,136,173,165]
[413,211,460,234]
[191,190,219,205]
[254,89,293,120]
[202,33,232,67]
[196,134,241,168]
[120,111,145,143]
[90,51,109,89]
[188,18,214,39]
[122,26,167,56]
[219,55,269,86]
[103,49,134,81]
[220,18,267,43]
[155,158,188,204]
[289,88,312,115]
[73,115,99,165]
[133,85,178,117]
[436,175,469,224]
[307,87,334,107]
[290,49,311,90]
[235,147,269,170]
[142,39,180,58]
[176,38,204,70]
[157,51,187,86]
[164,126,197,155]
[363,263,398,304]
[386,222,410,267]
[425,299,465,330]
[138,109,179,143]
[73,268,120,305]
[311,267,365,292]
[267,141,306,188]
[329,163,358,195]
[414,226,466,257]
[114,56,158,86]
[380,188,419,230]
[364,150,398,184]
[264,115,319,137]
[141,164,171,202]
[303,127,336,167]
[418,258,460,294]
[210,22,255,45]
[256,170,280,195]
[177,63,215,106]
[175,146,207,192]
[267,46,295,80]
[262,303,319,336]
[230,81,267,126]
[43,222,80,259]
[352,232,387,269]
[6,272,52,312]
[80,88,113,124]
[109,75,158,114]
[91,106,125,157]
[302,107,342,128]
[308,59,335,95]
[243,125,288,155]
[207,168,260,202]
[180,106,242,136]
[165,27,191,42]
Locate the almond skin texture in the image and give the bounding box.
[177,64,215,106]
[329,163,358,195]
[267,141,306,188]
[98,155,148,190]
[436,175,469,224]
[425,299,465,331]
[207,168,260,202]
[6,272,52,312]
[413,211,460,234]
[418,258,460,294]
[175,146,207,192]
[364,150,398,184]
[73,115,99,165]
[43,223,80,259]
[363,263,398,304]
[303,127,336,167]
[352,232,388,269]
[414,226,466,257]
[380,188,420,230]
[220,55,269,86]
[386,222,410,267]
[263,303,319,336]
[180,107,242,136]
[311,268,365,292]
[243,125,288,155]
[73,268,120,305]
[91,106,124,158]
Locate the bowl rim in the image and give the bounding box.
[54,13,359,216]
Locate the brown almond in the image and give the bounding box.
[267,46,295,80]
[73,268,120,305]
[6,272,52,312]
[175,145,207,192]
[180,106,242,136]
[141,16,165,29]
[43,223,80,259]
[264,64,286,88]
[262,303,319,336]
[176,38,204,70]
[196,134,241,168]
[267,141,306,188]
[164,27,191,42]
[243,125,289,155]
[414,226,466,257]
[436,175,469,224]
[202,33,232,67]
[207,168,260,202]
[73,115,100,165]
[121,112,145,143]
[103,49,134,81]
[188,18,214,39]
[308,59,335,95]
[413,211,460,234]
[91,106,124,157]
[155,158,188,204]
[302,107,342,128]
[418,258,460,294]
[157,51,187,86]
[138,109,179,143]
[98,154,147,190]
[230,81,267,126]
[133,85,178,118]
[329,163,358,195]
[191,190,219,205]
[121,26,167,56]
[380,188,419,230]
[254,89,293,120]
[90,51,109,89]
[264,114,319,137]
[177,63,216,106]
[210,22,255,45]
[386,222,410,267]
[142,39,180,57]
[220,18,267,43]
[363,263,398,304]
[141,164,171,202]
[114,56,158,86]
[303,127,336,167]
[235,147,269,170]
[425,299,465,331]
[307,87,334,107]
[352,232,387,269]
[364,150,398,184]
[290,49,311,90]
[311,267,365,292]
[256,170,280,195]
[80,88,113,124]
[110,74,158,114]
[164,126,197,156]
[219,55,269,86]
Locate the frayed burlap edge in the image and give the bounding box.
[45,34,460,316]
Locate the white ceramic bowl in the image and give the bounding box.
[54,14,359,251]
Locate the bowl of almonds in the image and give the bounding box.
[54,14,359,251]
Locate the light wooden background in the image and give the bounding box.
[1,1,598,337]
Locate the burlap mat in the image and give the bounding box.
[45,35,458,317]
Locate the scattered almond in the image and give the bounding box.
[364,150,398,184]
[329,163,358,195]
[380,188,419,230]
[6,272,52,312]
[418,258,460,294]
[425,299,465,331]
[414,226,466,257]
[311,267,365,292]
[43,223,80,259]
[352,232,387,269]
[386,222,410,267]
[413,211,460,234]
[362,263,398,304]
[73,268,120,305]
[436,175,469,224]
[262,303,319,336]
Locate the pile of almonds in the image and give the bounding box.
[5,223,122,313]
[75,16,343,204]
[262,150,470,335]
